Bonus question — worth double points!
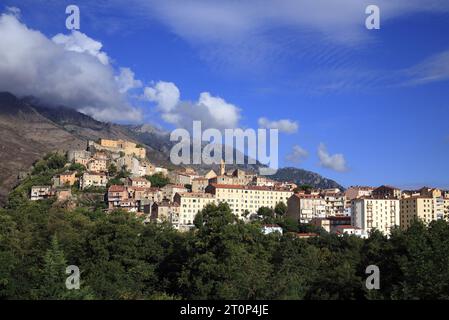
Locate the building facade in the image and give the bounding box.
[351,198,400,236]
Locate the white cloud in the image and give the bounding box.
[52,30,110,65]
[5,6,21,18]
[115,67,142,93]
[317,143,347,172]
[0,13,142,123]
[402,49,449,86]
[134,0,449,70]
[258,117,298,134]
[286,145,308,164]
[144,81,241,130]
[144,81,180,112]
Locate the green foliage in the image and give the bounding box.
[257,206,274,218]
[3,163,449,300]
[68,163,86,174]
[145,173,170,188]
[274,202,287,216]
[107,163,118,176]
[107,177,124,188]
[294,184,313,193]
[33,153,67,174]
[117,167,131,179]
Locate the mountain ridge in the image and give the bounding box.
[0,92,343,204]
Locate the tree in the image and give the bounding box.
[107,163,118,176]
[294,184,313,194]
[34,236,68,299]
[257,206,274,218]
[274,202,287,216]
[145,173,170,188]
[69,163,86,174]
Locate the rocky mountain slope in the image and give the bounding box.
[271,167,343,190]
[0,92,343,205]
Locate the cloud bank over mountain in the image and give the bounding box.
[0,13,142,122]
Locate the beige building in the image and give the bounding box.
[168,171,195,186]
[400,196,445,230]
[345,186,374,201]
[80,172,108,190]
[351,197,400,236]
[286,194,327,223]
[128,177,151,188]
[252,176,276,187]
[68,150,91,166]
[204,170,217,180]
[174,192,216,225]
[151,201,180,225]
[87,159,107,172]
[89,139,146,159]
[206,184,293,218]
[192,177,209,193]
[52,171,77,187]
[162,184,189,202]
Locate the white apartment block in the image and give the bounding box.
[174,192,216,225]
[206,184,293,218]
[322,191,346,216]
[351,198,400,236]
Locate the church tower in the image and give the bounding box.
[220,159,226,176]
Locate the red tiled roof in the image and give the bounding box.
[210,183,291,192]
[108,185,126,192]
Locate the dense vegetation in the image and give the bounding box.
[1,156,449,300]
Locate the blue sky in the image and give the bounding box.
[1,0,449,189]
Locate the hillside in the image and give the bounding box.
[0,92,343,204]
[270,167,343,190]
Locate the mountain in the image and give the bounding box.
[270,167,344,190]
[0,92,343,204]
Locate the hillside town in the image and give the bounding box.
[30,138,449,237]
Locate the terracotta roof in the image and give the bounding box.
[334,225,360,230]
[210,183,291,192]
[108,185,126,192]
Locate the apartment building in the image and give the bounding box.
[310,216,352,233]
[30,186,54,201]
[372,185,401,199]
[400,196,445,230]
[128,177,151,188]
[286,194,327,223]
[80,172,108,190]
[107,185,128,209]
[151,201,180,225]
[321,190,346,216]
[205,184,293,218]
[351,197,400,236]
[444,192,449,220]
[87,158,107,172]
[345,186,375,201]
[174,192,216,225]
